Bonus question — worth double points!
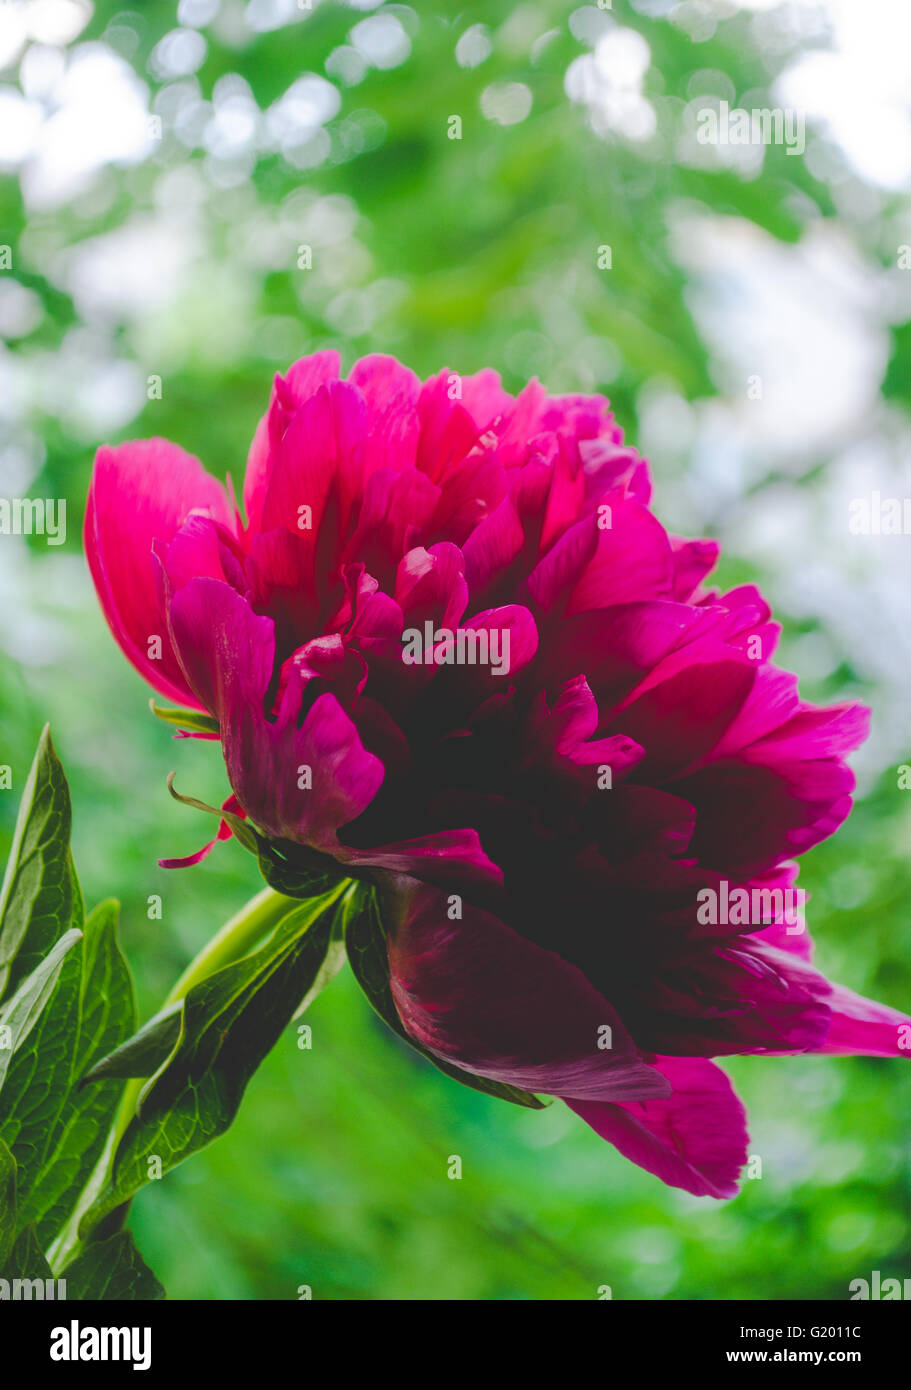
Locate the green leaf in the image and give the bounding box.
[1,1223,53,1283]
[0,726,76,1001]
[0,1138,15,1267]
[80,1001,182,1086]
[294,881,361,1018]
[82,887,346,1230]
[63,1232,165,1301]
[150,699,220,736]
[256,836,348,900]
[0,928,82,1096]
[0,900,136,1250]
[347,891,546,1111]
[165,773,259,854]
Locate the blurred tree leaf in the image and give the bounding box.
[882,319,911,406]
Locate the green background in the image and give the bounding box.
[1,0,909,1299]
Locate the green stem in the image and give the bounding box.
[164,885,298,1005]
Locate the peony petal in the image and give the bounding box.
[384,880,669,1103]
[566,1056,749,1198]
[816,983,911,1057]
[671,537,720,601]
[158,794,243,869]
[85,439,233,707]
[745,863,812,960]
[544,600,721,713]
[740,941,911,1058]
[345,831,502,892]
[243,350,341,532]
[260,380,366,546]
[566,498,674,612]
[169,577,384,848]
[395,543,468,631]
[675,757,857,880]
[605,658,756,783]
[348,353,422,476]
[416,370,487,482]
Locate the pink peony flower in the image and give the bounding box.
[85,351,909,1198]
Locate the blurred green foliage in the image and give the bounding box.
[0,0,908,1299]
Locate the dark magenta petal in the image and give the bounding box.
[394,543,468,631]
[675,758,857,880]
[86,439,233,707]
[247,525,320,648]
[462,461,552,601]
[537,391,620,442]
[385,881,669,1103]
[457,367,515,429]
[260,380,366,542]
[169,577,384,848]
[606,656,756,783]
[243,349,341,533]
[566,498,675,611]
[743,863,813,961]
[524,678,646,786]
[670,537,720,600]
[158,837,220,869]
[815,984,911,1057]
[543,600,721,711]
[416,370,490,482]
[742,941,911,1058]
[525,513,599,615]
[348,353,422,475]
[158,793,243,869]
[341,465,440,588]
[345,832,502,892]
[750,700,871,760]
[566,1056,749,1198]
[460,604,539,677]
[624,939,832,1058]
[705,664,802,758]
[427,447,508,544]
[164,515,248,596]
